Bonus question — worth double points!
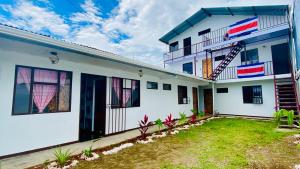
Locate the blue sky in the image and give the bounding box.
[0,0,292,66]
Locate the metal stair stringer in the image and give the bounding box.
[208,41,245,80]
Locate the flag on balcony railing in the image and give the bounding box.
[227,17,258,39]
[237,62,264,78]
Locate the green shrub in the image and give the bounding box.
[54,148,71,166]
[154,118,163,134]
[83,146,93,157]
[178,112,187,125]
[274,109,295,126]
[198,111,205,117]
[191,109,198,115]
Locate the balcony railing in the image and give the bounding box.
[216,61,273,80]
[164,15,289,62]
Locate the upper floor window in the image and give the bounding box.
[147,81,158,89]
[183,62,193,74]
[215,55,225,61]
[12,66,72,115]
[241,48,259,65]
[169,41,179,52]
[178,85,188,104]
[198,28,211,36]
[242,85,263,104]
[111,77,140,108]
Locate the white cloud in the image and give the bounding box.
[0,0,69,37]
[70,0,102,24]
[0,0,293,66]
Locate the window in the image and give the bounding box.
[147,81,158,89]
[242,85,263,104]
[215,55,225,61]
[111,77,140,108]
[241,48,259,65]
[169,41,179,52]
[178,85,188,104]
[12,66,72,115]
[163,84,171,90]
[198,28,211,36]
[183,62,193,74]
[217,88,228,93]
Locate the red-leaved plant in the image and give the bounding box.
[190,114,197,124]
[164,114,176,133]
[138,115,152,140]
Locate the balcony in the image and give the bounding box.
[215,61,273,80]
[164,15,289,63]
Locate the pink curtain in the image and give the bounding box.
[33,85,57,113]
[112,78,121,100]
[132,80,137,90]
[34,69,57,83]
[33,69,58,113]
[122,89,131,107]
[60,72,67,86]
[16,67,31,90]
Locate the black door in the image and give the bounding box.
[183,37,191,56]
[271,43,291,75]
[79,74,106,141]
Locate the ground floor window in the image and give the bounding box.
[111,77,140,108]
[12,66,72,115]
[217,88,228,93]
[163,84,171,90]
[242,85,263,104]
[147,81,158,89]
[178,85,188,104]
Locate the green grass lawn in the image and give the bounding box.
[74,118,300,169]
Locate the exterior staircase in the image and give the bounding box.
[274,76,300,127]
[208,41,245,80]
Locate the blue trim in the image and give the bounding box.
[237,62,264,68]
[229,16,258,27]
[238,73,265,78]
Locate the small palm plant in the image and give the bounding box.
[178,112,187,125]
[287,110,295,126]
[274,109,295,126]
[82,146,93,157]
[191,109,198,115]
[154,118,163,134]
[54,148,71,167]
[198,111,205,118]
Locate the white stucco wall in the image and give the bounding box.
[0,37,207,157]
[214,80,275,117]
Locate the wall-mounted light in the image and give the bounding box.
[49,51,59,64]
[138,69,143,77]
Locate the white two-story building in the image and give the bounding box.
[160,5,298,117]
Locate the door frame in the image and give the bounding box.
[183,37,192,56]
[79,73,107,141]
[192,87,199,113]
[203,89,213,115]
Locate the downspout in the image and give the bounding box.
[212,82,215,116]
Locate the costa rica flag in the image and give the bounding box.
[227,17,259,39]
[237,62,265,78]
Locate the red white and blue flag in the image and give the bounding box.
[237,62,265,78]
[228,17,259,39]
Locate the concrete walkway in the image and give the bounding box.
[0,126,158,169]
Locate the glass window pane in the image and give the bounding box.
[132,80,140,107]
[32,84,58,113]
[34,69,58,83]
[13,67,32,114]
[59,72,71,111]
[111,77,122,107]
[123,88,131,107]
